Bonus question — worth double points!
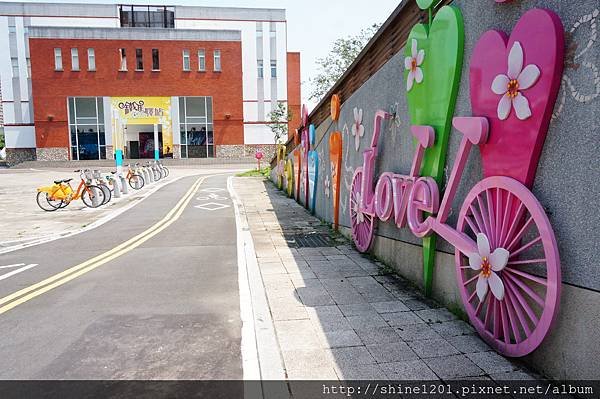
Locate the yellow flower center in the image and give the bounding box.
[480,257,492,278]
[411,58,417,72]
[507,79,519,98]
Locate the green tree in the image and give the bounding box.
[309,23,381,102]
[267,102,293,143]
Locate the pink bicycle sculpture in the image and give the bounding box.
[349,8,563,357]
[350,112,560,357]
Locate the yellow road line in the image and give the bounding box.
[0,175,207,315]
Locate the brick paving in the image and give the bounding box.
[233,177,540,382]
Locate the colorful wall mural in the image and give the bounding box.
[269,0,600,368]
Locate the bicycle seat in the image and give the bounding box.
[74,169,81,173]
[111,171,117,174]
[63,178,73,183]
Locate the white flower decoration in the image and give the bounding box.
[353,191,365,224]
[351,107,365,152]
[491,41,541,121]
[468,234,509,302]
[404,39,425,91]
[324,175,331,198]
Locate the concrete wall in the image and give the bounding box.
[277,0,600,379]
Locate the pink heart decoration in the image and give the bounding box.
[469,8,564,188]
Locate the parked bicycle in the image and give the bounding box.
[36,169,105,211]
[92,169,112,205]
[126,163,145,190]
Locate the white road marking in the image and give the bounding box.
[0,263,26,269]
[200,187,227,192]
[0,264,39,281]
[194,202,230,211]
[196,193,228,201]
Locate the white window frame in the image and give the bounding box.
[54,48,63,71]
[198,49,206,72]
[257,60,264,79]
[213,50,221,72]
[119,48,127,71]
[71,48,79,71]
[270,60,277,78]
[182,49,190,71]
[87,48,96,71]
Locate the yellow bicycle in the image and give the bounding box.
[36,170,106,211]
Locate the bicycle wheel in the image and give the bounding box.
[81,185,106,208]
[99,183,112,205]
[36,191,62,211]
[349,168,375,253]
[152,169,161,181]
[159,168,167,180]
[129,174,145,190]
[162,167,169,178]
[455,176,560,357]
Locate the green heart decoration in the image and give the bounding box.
[403,4,464,295]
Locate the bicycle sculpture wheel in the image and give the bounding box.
[350,168,374,253]
[455,177,560,356]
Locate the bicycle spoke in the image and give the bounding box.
[477,194,492,240]
[499,192,513,248]
[510,235,542,259]
[486,189,496,248]
[464,273,479,286]
[501,299,510,344]
[507,216,535,252]
[504,266,547,286]
[501,201,526,248]
[504,277,539,326]
[504,284,529,339]
[469,204,486,238]
[504,271,545,307]
[464,215,480,236]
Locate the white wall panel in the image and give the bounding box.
[5,125,35,148]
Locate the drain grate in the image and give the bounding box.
[284,233,338,248]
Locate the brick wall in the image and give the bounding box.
[29,38,244,152]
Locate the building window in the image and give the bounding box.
[178,97,214,159]
[257,60,264,79]
[198,49,205,71]
[54,48,63,71]
[87,48,96,71]
[11,57,19,77]
[8,25,16,34]
[71,48,79,71]
[270,23,276,38]
[213,50,221,72]
[135,48,143,70]
[256,23,263,38]
[119,48,127,71]
[119,5,174,28]
[152,48,160,70]
[68,97,106,160]
[182,49,190,71]
[270,60,277,78]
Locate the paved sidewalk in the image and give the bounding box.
[233,177,540,384]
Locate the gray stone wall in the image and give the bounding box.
[5,148,35,166]
[279,0,600,379]
[36,147,69,162]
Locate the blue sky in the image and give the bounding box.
[17,0,400,107]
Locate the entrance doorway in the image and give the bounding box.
[125,124,163,159]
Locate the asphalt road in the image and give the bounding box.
[0,173,242,379]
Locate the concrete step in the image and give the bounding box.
[11,158,258,169]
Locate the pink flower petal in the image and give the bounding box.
[404,56,413,70]
[355,134,360,151]
[476,233,491,258]
[497,93,512,120]
[411,38,418,59]
[476,276,489,302]
[517,64,540,90]
[357,108,363,123]
[491,74,509,95]
[488,272,505,300]
[512,92,532,120]
[416,49,425,66]
[353,107,359,122]
[406,71,415,91]
[490,247,509,271]
[507,41,524,80]
[414,67,423,84]
[351,123,357,137]
[468,253,483,270]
